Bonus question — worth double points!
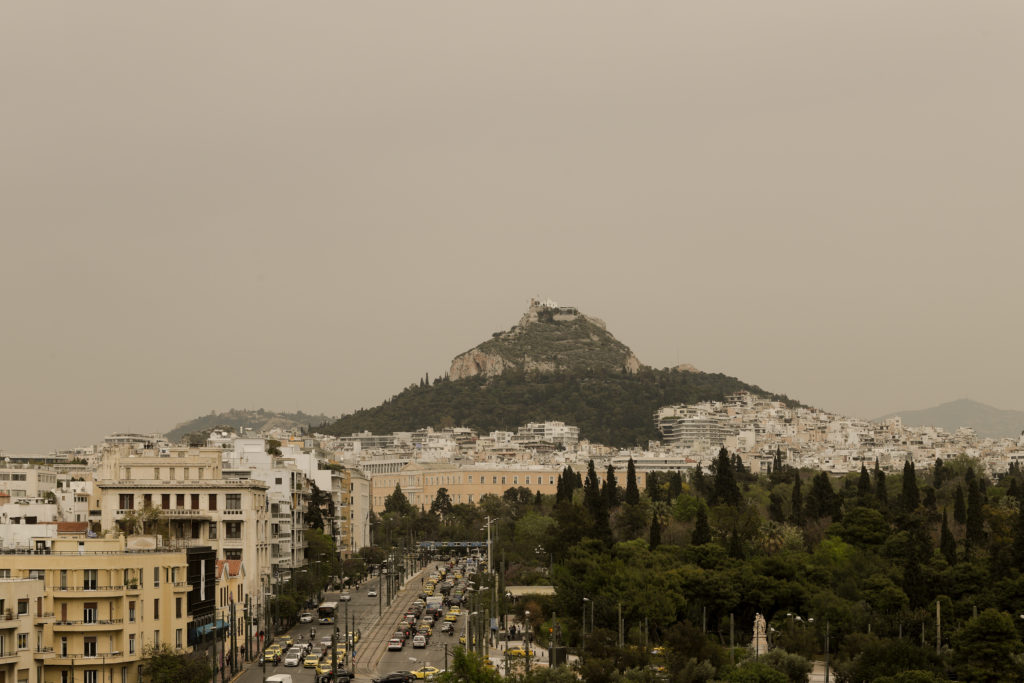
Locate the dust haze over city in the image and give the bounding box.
[3,1,1024,453]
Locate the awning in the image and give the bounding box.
[193,619,228,636]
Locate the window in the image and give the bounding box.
[122,667,127,683]
[526,476,530,485]
[0,635,5,657]
[161,494,170,509]
[467,475,473,483]
[153,567,160,587]
[153,630,159,647]
[60,570,67,589]
[28,570,44,580]
[190,494,199,510]
[492,476,497,484]
[153,599,159,619]
[60,637,67,657]
[501,476,506,485]
[208,521,217,539]
[17,633,27,649]
[208,494,217,510]
[83,603,97,624]
[128,602,135,622]
[175,598,181,619]
[275,478,282,485]
[225,494,241,510]
[225,522,241,539]
[175,628,182,648]
[119,494,134,510]
[84,671,97,683]
[83,637,96,657]
[62,672,69,683]
[513,476,518,484]
[549,476,555,485]
[128,634,135,655]
[176,494,184,508]
[17,599,28,615]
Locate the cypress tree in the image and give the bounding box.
[901,460,920,512]
[646,472,661,502]
[933,457,946,490]
[923,486,936,510]
[624,457,640,505]
[728,528,744,559]
[966,477,985,547]
[603,464,619,508]
[790,471,805,526]
[668,471,684,500]
[875,461,888,509]
[857,464,872,499]
[711,447,742,506]
[940,509,957,565]
[1008,478,1021,500]
[534,490,543,507]
[649,514,661,550]
[583,460,603,516]
[692,465,706,498]
[1012,499,1024,567]
[954,485,967,525]
[692,505,712,545]
[768,492,785,523]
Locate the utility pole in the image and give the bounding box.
[230,599,237,674]
[331,624,338,683]
[936,601,941,655]
[345,599,350,667]
[551,611,558,666]
[825,621,830,683]
[244,595,251,662]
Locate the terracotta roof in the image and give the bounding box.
[216,559,243,578]
[57,522,89,534]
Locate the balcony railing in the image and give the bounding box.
[54,619,124,626]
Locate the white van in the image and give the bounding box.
[266,675,294,683]
[412,634,427,648]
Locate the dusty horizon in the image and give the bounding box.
[3,1,1023,452]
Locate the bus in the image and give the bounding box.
[318,601,338,624]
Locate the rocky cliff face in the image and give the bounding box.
[449,301,643,380]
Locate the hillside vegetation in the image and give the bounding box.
[316,368,799,447]
[166,408,330,443]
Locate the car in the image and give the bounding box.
[411,666,443,680]
[304,654,321,668]
[422,615,434,625]
[444,612,458,622]
[439,622,454,635]
[284,652,302,667]
[367,589,378,597]
[412,634,427,648]
[372,672,415,683]
[387,638,404,651]
[278,635,294,647]
[339,592,351,601]
[260,649,281,665]
[300,612,314,623]
[506,647,535,657]
[319,669,353,683]
[316,661,335,676]
[320,638,334,649]
[417,625,432,637]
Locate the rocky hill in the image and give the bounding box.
[450,299,642,379]
[317,300,800,447]
[165,409,330,444]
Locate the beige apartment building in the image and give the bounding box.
[371,463,563,512]
[1,536,191,683]
[93,446,270,602]
[0,577,47,683]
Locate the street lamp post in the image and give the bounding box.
[581,597,590,656]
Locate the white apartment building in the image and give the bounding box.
[0,467,58,500]
[93,446,270,602]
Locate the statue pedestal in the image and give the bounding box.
[750,634,768,657]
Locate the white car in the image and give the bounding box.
[283,652,302,667]
[412,635,427,649]
[299,612,314,623]
[339,592,351,602]
[387,638,404,651]
[367,589,378,598]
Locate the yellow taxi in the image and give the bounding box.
[444,612,459,623]
[303,654,320,668]
[412,666,443,680]
[315,661,334,676]
[506,647,534,657]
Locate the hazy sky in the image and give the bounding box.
[3,2,1023,453]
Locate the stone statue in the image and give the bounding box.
[751,613,768,655]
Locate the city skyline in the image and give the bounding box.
[4,1,1024,452]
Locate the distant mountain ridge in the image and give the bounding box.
[165,409,330,443]
[875,399,1024,439]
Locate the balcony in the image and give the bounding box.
[53,585,128,597]
[172,581,191,593]
[33,647,55,660]
[0,651,20,663]
[53,619,124,632]
[34,612,55,624]
[48,651,129,665]
[159,508,213,519]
